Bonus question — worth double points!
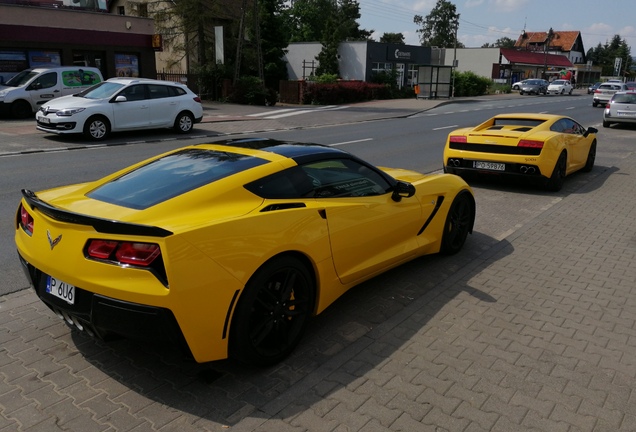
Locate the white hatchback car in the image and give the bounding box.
[36,78,203,141]
[546,79,573,95]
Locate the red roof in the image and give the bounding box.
[515,31,581,52]
[500,48,573,68]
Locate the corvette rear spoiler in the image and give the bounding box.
[21,189,173,238]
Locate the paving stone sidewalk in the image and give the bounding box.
[1,94,635,431]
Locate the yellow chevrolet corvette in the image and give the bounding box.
[443,113,598,191]
[16,138,475,365]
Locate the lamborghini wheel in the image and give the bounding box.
[582,141,596,172]
[440,192,474,255]
[545,152,566,192]
[230,255,314,366]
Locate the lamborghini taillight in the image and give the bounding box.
[449,135,467,143]
[518,140,544,149]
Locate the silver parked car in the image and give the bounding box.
[603,91,636,128]
[593,82,629,107]
[519,79,548,95]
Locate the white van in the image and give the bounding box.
[0,67,103,119]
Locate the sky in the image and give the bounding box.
[357,0,636,53]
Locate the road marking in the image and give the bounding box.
[247,105,347,120]
[433,125,459,130]
[329,138,373,147]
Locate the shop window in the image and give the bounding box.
[118,6,125,15]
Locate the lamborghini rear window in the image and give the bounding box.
[88,149,267,209]
[492,118,545,128]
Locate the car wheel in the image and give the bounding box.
[174,112,194,134]
[569,89,573,95]
[560,89,564,94]
[545,152,567,192]
[230,255,314,366]
[520,91,524,95]
[602,120,610,128]
[10,100,32,119]
[440,192,474,255]
[592,101,598,107]
[83,116,110,141]
[582,141,596,173]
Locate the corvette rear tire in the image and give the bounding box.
[440,192,474,255]
[545,152,566,192]
[83,116,110,141]
[230,255,314,366]
[582,141,596,172]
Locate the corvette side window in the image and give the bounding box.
[300,158,391,198]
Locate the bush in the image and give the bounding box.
[302,81,391,105]
[228,76,272,106]
[452,71,492,97]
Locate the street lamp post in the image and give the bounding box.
[451,17,459,98]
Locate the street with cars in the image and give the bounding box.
[1,90,636,431]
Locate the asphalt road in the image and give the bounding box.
[0,94,633,298]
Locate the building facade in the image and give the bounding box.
[0,0,156,83]
[284,41,431,89]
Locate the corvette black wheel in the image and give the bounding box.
[582,141,596,172]
[440,192,474,255]
[230,255,314,366]
[545,152,567,192]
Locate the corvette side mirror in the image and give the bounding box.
[391,181,416,202]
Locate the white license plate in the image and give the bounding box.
[474,161,505,171]
[46,276,75,304]
[39,117,50,124]
[618,112,636,117]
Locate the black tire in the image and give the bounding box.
[230,255,314,366]
[582,141,596,172]
[440,192,474,255]
[520,91,524,95]
[602,120,610,128]
[569,89,573,95]
[592,101,598,107]
[545,152,567,192]
[83,116,110,141]
[560,89,565,94]
[174,112,194,134]
[10,100,32,119]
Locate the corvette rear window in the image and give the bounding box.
[88,149,266,209]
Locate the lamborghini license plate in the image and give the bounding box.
[474,161,505,171]
[46,276,75,304]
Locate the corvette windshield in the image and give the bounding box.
[88,149,267,209]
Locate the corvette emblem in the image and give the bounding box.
[47,230,62,250]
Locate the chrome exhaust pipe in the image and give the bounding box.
[527,167,536,174]
[520,166,528,174]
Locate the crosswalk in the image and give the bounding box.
[246,105,348,120]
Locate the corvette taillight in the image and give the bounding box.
[86,240,161,267]
[449,135,467,143]
[518,140,544,149]
[19,204,34,236]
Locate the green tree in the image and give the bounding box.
[286,0,370,42]
[481,37,516,49]
[587,35,633,77]
[316,13,340,75]
[257,0,290,89]
[380,32,405,44]
[413,0,463,48]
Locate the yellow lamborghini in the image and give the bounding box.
[443,113,598,191]
[16,138,475,365]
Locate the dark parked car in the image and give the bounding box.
[587,82,602,94]
[519,79,548,95]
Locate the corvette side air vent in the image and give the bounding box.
[260,203,307,212]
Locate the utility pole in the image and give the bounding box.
[451,17,459,98]
[234,0,264,83]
